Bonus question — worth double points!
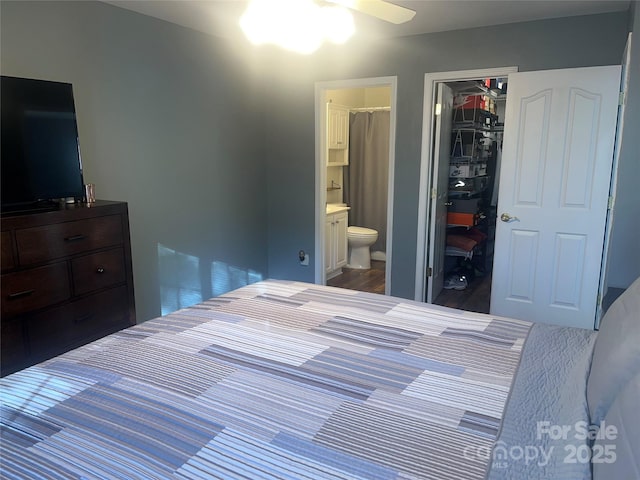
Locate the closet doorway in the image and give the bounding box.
[314,77,398,295]
[415,67,518,312]
[431,77,509,313]
[416,66,622,329]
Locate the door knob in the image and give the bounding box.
[500,213,519,223]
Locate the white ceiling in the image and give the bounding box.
[103,0,631,41]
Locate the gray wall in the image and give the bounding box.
[1,1,269,322]
[2,1,635,320]
[261,12,632,298]
[607,2,640,288]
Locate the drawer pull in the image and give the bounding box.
[74,313,94,324]
[64,234,87,242]
[7,289,35,300]
[96,266,105,274]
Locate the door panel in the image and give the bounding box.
[506,229,539,302]
[491,66,621,329]
[427,84,454,302]
[550,233,586,309]
[514,90,551,206]
[561,89,601,208]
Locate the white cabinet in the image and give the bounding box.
[327,103,349,166]
[325,210,348,278]
[328,104,349,148]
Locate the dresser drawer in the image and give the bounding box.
[1,262,71,317]
[28,286,131,360]
[72,248,126,296]
[15,215,123,265]
[1,231,15,272]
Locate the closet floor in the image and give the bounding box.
[329,263,491,313]
[434,273,492,314]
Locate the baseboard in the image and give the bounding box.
[371,251,386,262]
[326,268,343,280]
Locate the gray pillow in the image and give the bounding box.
[592,372,640,479]
[587,276,640,426]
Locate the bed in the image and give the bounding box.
[1,278,638,479]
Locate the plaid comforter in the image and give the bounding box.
[1,280,531,479]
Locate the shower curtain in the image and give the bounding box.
[344,110,390,255]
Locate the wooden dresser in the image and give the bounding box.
[1,200,135,376]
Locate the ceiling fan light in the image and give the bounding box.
[240,0,353,54]
[278,21,324,54]
[321,6,354,44]
[282,34,324,55]
[326,0,355,9]
[239,0,273,45]
[274,0,324,54]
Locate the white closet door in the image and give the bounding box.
[491,65,621,329]
[427,83,454,302]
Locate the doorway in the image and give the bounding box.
[417,66,622,330]
[314,77,398,295]
[432,77,508,313]
[415,67,518,310]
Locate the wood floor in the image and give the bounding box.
[328,260,492,315]
[327,260,386,294]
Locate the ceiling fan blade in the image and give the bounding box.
[327,0,416,24]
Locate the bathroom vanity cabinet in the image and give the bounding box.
[327,103,350,166]
[325,210,348,278]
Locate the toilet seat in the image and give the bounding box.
[348,226,377,236]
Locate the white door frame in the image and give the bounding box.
[314,76,398,294]
[414,67,519,302]
[597,32,632,327]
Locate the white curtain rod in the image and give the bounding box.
[350,106,391,112]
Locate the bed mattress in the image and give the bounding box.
[1,280,535,479]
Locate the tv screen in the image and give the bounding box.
[1,76,85,211]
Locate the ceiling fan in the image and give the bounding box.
[325,0,416,25]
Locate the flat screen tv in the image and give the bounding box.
[1,75,85,212]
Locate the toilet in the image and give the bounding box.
[347,226,378,269]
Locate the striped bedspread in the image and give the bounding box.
[1,280,531,479]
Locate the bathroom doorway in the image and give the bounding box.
[314,77,397,295]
